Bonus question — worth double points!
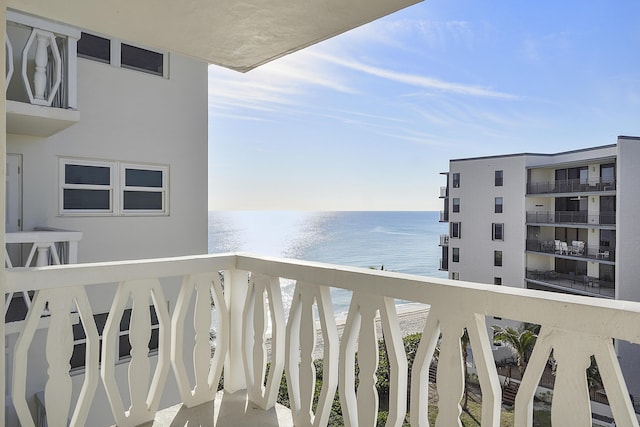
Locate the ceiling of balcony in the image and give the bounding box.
[10,0,420,72]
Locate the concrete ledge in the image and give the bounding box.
[149,390,293,427]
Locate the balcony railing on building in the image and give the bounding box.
[438,234,449,247]
[526,239,615,262]
[6,11,80,136]
[439,210,448,222]
[525,269,615,299]
[5,253,640,426]
[527,178,616,195]
[439,186,448,198]
[526,211,616,226]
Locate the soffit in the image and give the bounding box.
[9,0,421,72]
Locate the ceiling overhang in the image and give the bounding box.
[9,0,421,72]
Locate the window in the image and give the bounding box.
[77,34,167,78]
[451,222,461,238]
[121,43,164,76]
[121,164,168,213]
[494,277,502,285]
[60,158,168,215]
[494,250,503,267]
[452,248,460,263]
[451,272,460,280]
[492,223,504,241]
[61,159,114,213]
[452,173,460,188]
[452,198,460,213]
[495,170,503,186]
[77,32,111,63]
[495,197,503,213]
[71,306,160,370]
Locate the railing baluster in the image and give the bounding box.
[243,274,285,410]
[12,286,99,427]
[172,273,228,407]
[434,320,465,427]
[101,279,171,426]
[411,310,440,426]
[285,282,338,426]
[339,291,407,427]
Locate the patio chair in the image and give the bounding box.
[554,240,562,254]
[560,241,569,255]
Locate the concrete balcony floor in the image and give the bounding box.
[151,391,293,427]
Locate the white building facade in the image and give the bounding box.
[439,136,640,397]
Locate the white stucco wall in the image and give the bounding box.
[7,51,208,262]
[5,41,208,426]
[447,155,527,289]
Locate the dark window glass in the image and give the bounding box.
[452,248,460,263]
[121,44,164,76]
[451,222,461,238]
[452,173,460,188]
[494,250,503,267]
[495,170,503,186]
[94,313,108,335]
[119,334,131,359]
[120,309,132,331]
[70,343,87,370]
[495,197,503,213]
[123,191,163,210]
[452,198,460,213]
[126,169,163,188]
[63,189,110,210]
[494,277,502,285]
[77,32,111,63]
[149,329,160,352]
[65,164,110,185]
[493,223,504,240]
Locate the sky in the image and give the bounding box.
[207,0,640,211]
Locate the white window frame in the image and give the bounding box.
[59,158,116,215]
[120,163,168,216]
[60,157,169,216]
[78,31,169,79]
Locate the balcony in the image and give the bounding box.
[5,253,640,426]
[439,210,448,222]
[527,178,616,195]
[6,11,80,137]
[526,211,616,226]
[439,186,448,198]
[438,234,449,247]
[526,239,615,262]
[525,269,615,299]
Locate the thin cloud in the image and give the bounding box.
[310,51,518,99]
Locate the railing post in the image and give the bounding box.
[68,240,79,264]
[224,269,249,392]
[0,6,7,423]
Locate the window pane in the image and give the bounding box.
[149,329,159,351]
[120,309,132,332]
[64,189,110,210]
[495,170,503,186]
[495,197,503,213]
[452,173,460,188]
[71,343,86,370]
[494,251,502,266]
[65,164,111,185]
[119,335,131,359]
[77,33,110,63]
[121,44,163,76]
[126,169,163,188]
[124,191,163,210]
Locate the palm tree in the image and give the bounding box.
[492,324,538,377]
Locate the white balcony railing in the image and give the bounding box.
[5,253,640,426]
[5,11,80,136]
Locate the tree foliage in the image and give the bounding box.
[491,324,538,377]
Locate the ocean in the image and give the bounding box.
[208,211,447,316]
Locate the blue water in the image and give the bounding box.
[208,211,447,315]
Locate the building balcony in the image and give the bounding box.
[6,11,80,137]
[526,239,615,262]
[439,210,448,222]
[439,186,448,198]
[438,234,449,247]
[527,178,616,195]
[525,269,615,299]
[5,253,640,426]
[526,211,616,226]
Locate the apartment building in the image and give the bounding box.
[438,135,640,396]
